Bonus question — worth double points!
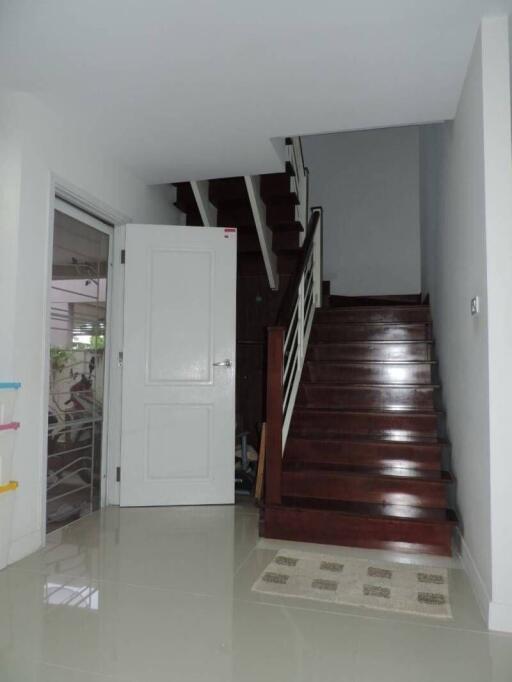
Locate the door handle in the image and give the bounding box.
[213,359,232,368]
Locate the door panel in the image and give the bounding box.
[147,249,213,384]
[120,225,236,506]
[145,404,211,480]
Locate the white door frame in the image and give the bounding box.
[42,183,124,538]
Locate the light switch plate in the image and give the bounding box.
[471,296,480,316]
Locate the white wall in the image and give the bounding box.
[0,92,179,564]
[420,17,512,632]
[302,127,421,297]
[483,16,512,633]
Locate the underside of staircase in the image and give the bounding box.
[261,294,458,556]
[174,171,303,277]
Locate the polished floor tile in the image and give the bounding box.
[14,505,258,596]
[354,618,512,682]
[0,568,359,681]
[2,504,512,681]
[0,656,126,682]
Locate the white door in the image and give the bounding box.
[120,224,236,506]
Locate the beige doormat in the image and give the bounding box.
[252,549,452,619]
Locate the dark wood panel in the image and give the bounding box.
[209,177,248,208]
[265,327,285,506]
[315,305,431,324]
[304,361,434,385]
[272,229,300,251]
[218,206,255,228]
[310,323,432,343]
[329,294,422,307]
[173,182,203,226]
[290,407,440,441]
[236,228,261,253]
[277,249,301,274]
[284,436,443,471]
[236,342,265,447]
[307,342,434,362]
[281,468,451,508]
[260,172,298,205]
[237,274,291,343]
[297,383,438,411]
[266,202,299,228]
[262,502,455,556]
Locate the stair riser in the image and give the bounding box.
[329,295,422,307]
[262,506,454,555]
[278,253,300,274]
[260,173,294,201]
[304,363,433,384]
[290,410,439,439]
[273,231,300,250]
[267,203,296,227]
[237,232,261,252]
[307,343,433,362]
[185,213,202,226]
[316,308,431,324]
[208,178,248,208]
[237,255,266,275]
[174,183,196,211]
[285,439,442,471]
[282,472,448,508]
[311,324,432,342]
[297,385,437,411]
[217,207,254,228]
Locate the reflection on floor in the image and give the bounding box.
[1,503,511,681]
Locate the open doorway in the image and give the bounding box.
[46,199,113,532]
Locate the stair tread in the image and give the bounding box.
[301,381,440,388]
[269,223,304,232]
[313,321,432,327]
[277,248,301,256]
[293,406,443,416]
[279,497,458,525]
[287,433,447,445]
[270,220,304,230]
[283,463,452,482]
[306,359,436,365]
[329,295,422,307]
[321,304,430,312]
[309,340,434,346]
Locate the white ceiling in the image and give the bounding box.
[1,0,511,183]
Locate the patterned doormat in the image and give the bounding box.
[252,550,452,619]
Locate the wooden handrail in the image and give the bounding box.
[277,209,321,329]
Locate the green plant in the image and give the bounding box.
[50,347,72,374]
[72,334,105,351]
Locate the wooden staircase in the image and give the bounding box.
[174,171,303,278]
[262,295,458,556]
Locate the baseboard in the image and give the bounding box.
[8,528,43,565]
[489,601,512,633]
[455,528,491,625]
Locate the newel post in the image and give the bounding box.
[265,326,284,505]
